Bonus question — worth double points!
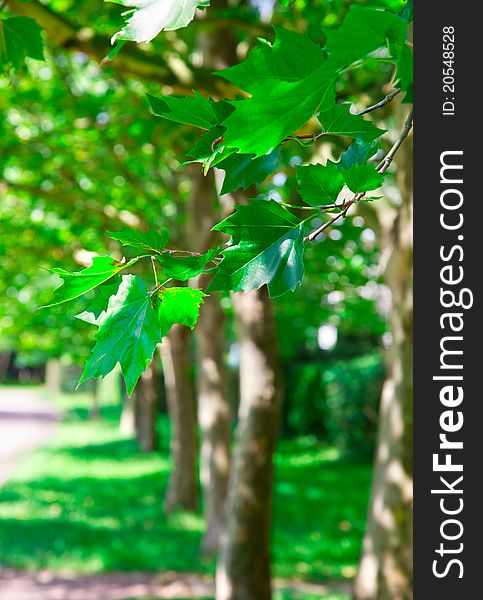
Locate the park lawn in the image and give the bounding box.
[0,386,371,596]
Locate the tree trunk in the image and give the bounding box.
[90,380,100,420]
[188,168,231,554]
[161,324,199,513]
[133,360,159,453]
[216,287,283,600]
[196,288,231,553]
[354,110,413,600]
[45,358,62,394]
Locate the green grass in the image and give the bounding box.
[0,385,371,597]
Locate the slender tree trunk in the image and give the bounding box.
[133,360,159,453]
[354,111,413,600]
[196,287,231,553]
[188,168,231,553]
[90,380,100,420]
[216,287,283,600]
[45,358,62,394]
[161,324,199,513]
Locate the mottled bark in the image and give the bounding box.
[188,170,231,553]
[133,360,159,453]
[161,324,199,513]
[354,110,413,600]
[196,287,231,553]
[190,5,236,551]
[216,287,283,600]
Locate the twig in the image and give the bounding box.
[151,257,159,287]
[376,108,413,174]
[282,132,323,144]
[161,249,202,257]
[356,89,401,116]
[304,108,413,242]
[280,202,319,211]
[304,193,363,242]
[283,90,402,145]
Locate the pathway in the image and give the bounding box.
[0,569,352,599]
[0,386,59,486]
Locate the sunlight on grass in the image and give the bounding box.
[0,386,371,583]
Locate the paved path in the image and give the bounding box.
[0,386,59,486]
[0,569,351,599]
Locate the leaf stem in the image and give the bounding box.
[283,89,401,145]
[150,278,173,296]
[280,202,319,211]
[338,57,398,75]
[151,257,159,287]
[161,249,203,257]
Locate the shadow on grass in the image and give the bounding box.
[0,404,207,574]
[273,437,371,580]
[0,394,370,585]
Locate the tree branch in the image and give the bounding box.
[304,108,413,242]
[6,0,229,96]
[375,108,413,174]
[283,90,403,145]
[356,88,401,116]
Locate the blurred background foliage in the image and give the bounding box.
[0,0,408,597]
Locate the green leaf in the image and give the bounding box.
[400,0,414,23]
[108,0,210,43]
[318,103,385,141]
[0,16,44,72]
[187,126,236,172]
[324,6,406,70]
[296,161,345,206]
[44,256,142,307]
[76,278,122,325]
[155,248,220,281]
[342,164,384,194]
[108,228,169,255]
[339,136,380,170]
[79,275,161,396]
[147,91,226,130]
[216,28,335,157]
[218,27,325,93]
[396,43,413,103]
[156,287,205,335]
[219,148,281,194]
[208,199,306,297]
[222,69,335,157]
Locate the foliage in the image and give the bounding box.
[284,353,384,457]
[0,387,371,584]
[0,16,44,73]
[0,0,412,394]
[78,275,163,395]
[108,0,211,43]
[34,2,412,394]
[208,199,306,297]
